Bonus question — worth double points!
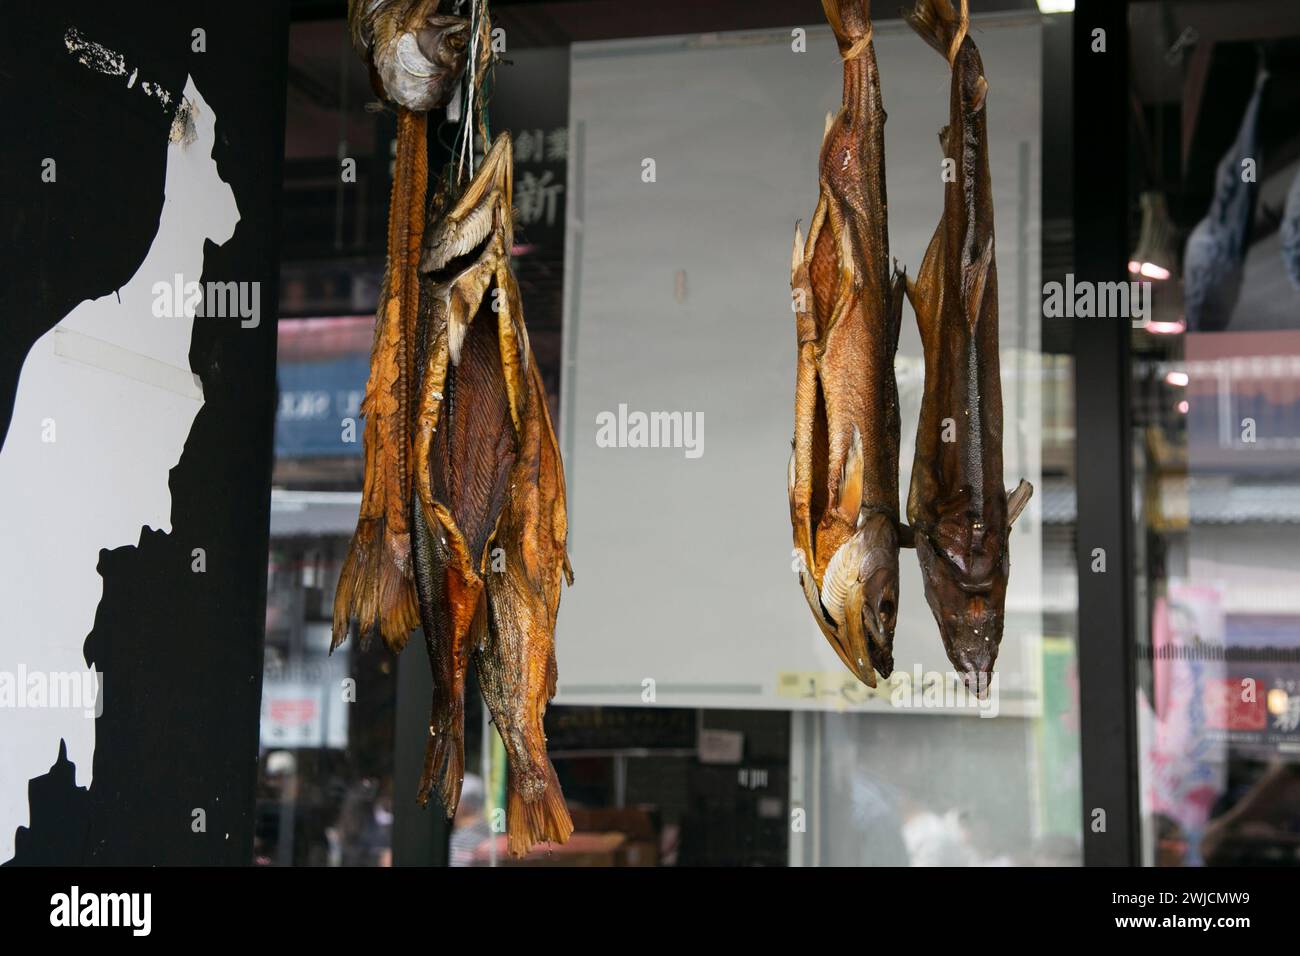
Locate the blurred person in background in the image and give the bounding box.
[450,773,491,866]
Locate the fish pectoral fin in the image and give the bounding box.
[836,424,864,521]
[972,74,989,112]
[963,236,995,331]
[1007,479,1034,526]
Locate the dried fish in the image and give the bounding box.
[1281,168,1300,292]
[412,134,573,855]
[409,133,514,817]
[789,0,905,689]
[476,355,575,857]
[1183,65,1268,332]
[332,18,433,652]
[904,0,1031,697]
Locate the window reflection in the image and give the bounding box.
[1130,0,1300,867]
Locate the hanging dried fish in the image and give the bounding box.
[475,356,575,857]
[790,0,905,689]
[334,1,465,653]
[1283,169,1300,292]
[1183,63,1268,332]
[411,133,573,855]
[335,0,571,859]
[904,0,1031,697]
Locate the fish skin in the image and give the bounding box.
[333,106,427,654]
[904,0,1031,698]
[1281,169,1300,292]
[1183,66,1268,332]
[790,0,904,688]
[348,0,470,112]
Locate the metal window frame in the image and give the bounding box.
[1073,0,1141,867]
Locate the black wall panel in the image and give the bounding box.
[0,0,289,864]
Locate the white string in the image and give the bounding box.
[455,0,484,186]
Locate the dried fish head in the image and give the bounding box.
[417,134,527,436]
[914,515,1007,699]
[814,511,898,687]
[422,132,514,279]
[350,0,469,111]
[854,512,899,678]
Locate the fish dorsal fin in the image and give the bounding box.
[837,424,864,520]
[963,236,995,331]
[791,221,806,279]
[888,264,907,353]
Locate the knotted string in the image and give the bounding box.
[839,24,873,61]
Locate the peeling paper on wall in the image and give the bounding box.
[65,27,196,143]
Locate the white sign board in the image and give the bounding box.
[558,16,1043,715]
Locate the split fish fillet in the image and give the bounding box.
[412,133,574,857]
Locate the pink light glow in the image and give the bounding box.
[1165,371,1189,387]
[1138,261,1171,280]
[1144,318,1186,335]
[1177,400,1189,414]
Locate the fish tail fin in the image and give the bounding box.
[506,761,574,858]
[905,0,968,66]
[377,534,418,653]
[822,0,872,52]
[332,519,378,652]
[417,692,465,817]
[332,519,417,653]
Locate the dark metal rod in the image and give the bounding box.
[1073,1,1141,867]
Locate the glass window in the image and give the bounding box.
[260,4,1082,868]
[1129,0,1300,867]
